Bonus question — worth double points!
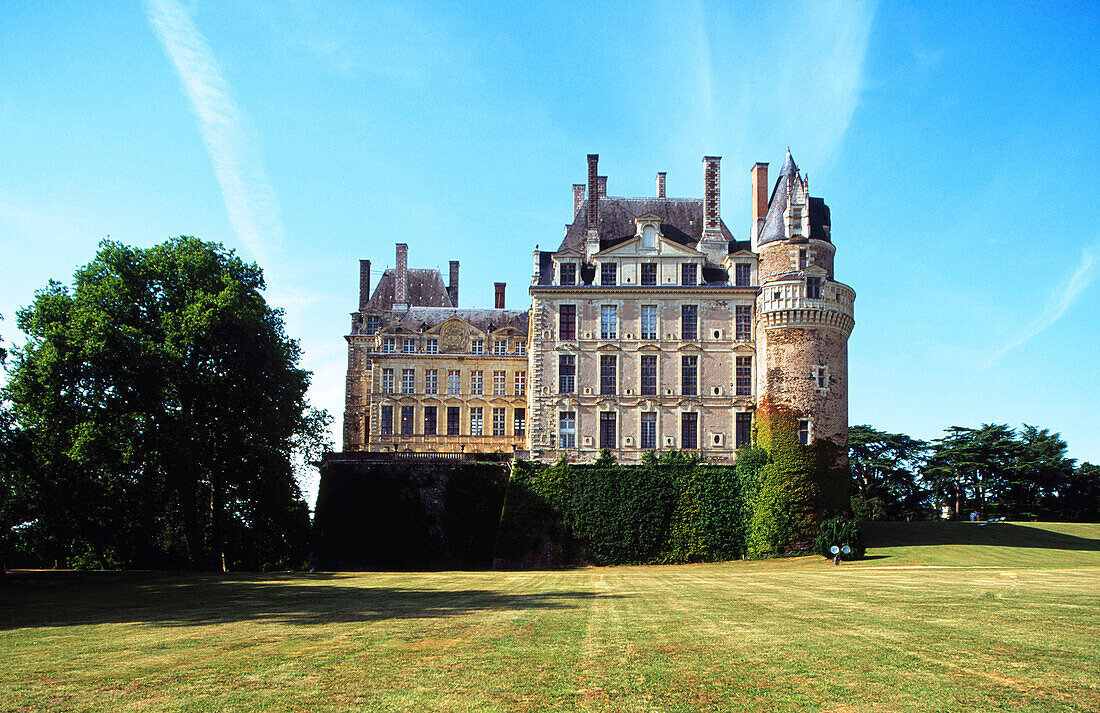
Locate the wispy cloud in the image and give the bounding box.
[143,0,281,262]
[982,243,1100,371]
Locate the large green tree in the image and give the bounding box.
[848,425,931,521]
[5,237,329,570]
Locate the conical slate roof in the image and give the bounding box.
[758,150,831,246]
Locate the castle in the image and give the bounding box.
[341,151,855,465]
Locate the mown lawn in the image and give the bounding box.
[2,522,1098,712]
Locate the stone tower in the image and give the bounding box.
[752,150,856,465]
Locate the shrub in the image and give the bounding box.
[814,517,865,560]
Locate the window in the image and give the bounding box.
[380,405,393,435]
[600,355,617,395]
[681,305,698,341]
[382,337,395,353]
[558,355,575,393]
[640,305,658,340]
[735,305,752,340]
[799,249,807,270]
[681,356,698,396]
[559,412,576,448]
[682,413,698,449]
[493,371,506,395]
[735,263,751,287]
[401,369,415,394]
[426,338,438,354]
[599,412,617,449]
[425,369,438,395]
[559,262,576,286]
[736,412,752,448]
[807,277,822,299]
[365,315,381,335]
[559,305,576,340]
[601,263,617,286]
[400,406,414,435]
[814,365,828,390]
[402,338,415,354]
[601,305,618,339]
[447,407,460,435]
[381,368,394,394]
[681,263,697,286]
[515,371,526,396]
[470,407,484,436]
[798,419,811,446]
[448,370,461,395]
[736,356,752,396]
[514,408,526,437]
[492,407,506,436]
[493,341,506,355]
[471,370,483,395]
[641,263,657,286]
[640,355,657,396]
[424,406,437,436]
[471,339,484,354]
[640,413,657,450]
[515,342,526,355]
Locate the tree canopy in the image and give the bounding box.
[3,237,329,570]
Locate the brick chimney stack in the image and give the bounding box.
[494,282,506,309]
[751,162,769,247]
[394,243,409,312]
[358,259,371,310]
[656,172,666,198]
[586,155,600,261]
[573,184,586,218]
[597,176,607,197]
[703,156,721,232]
[448,260,459,307]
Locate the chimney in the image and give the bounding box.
[586,155,599,231]
[703,156,721,233]
[494,282,506,309]
[752,162,769,232]
[573,184,586,218]
[656,172,666,199]
[448,260,459,307]
[597,175,607,197]
[394,243,408,311]
[358,259,371,310]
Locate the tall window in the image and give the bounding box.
[402,338,415,354]
[640,355,657,396]
[799,249,807,270]
[426,338,438,354]
[640,305,658,340]
[400,406,414,435]
[600,355,617,395]
[641,263,657,286]
[814,365,828,390]
[493,370,506,395]
[640,412,657,450]
[735,305,752,340]
[559,412,576,448]
[471,370,483,395]
[381,368,394,394]
[514,408,526,437]
[735,412,752,448]
[380,405,393,435]
[515,371,526,396]
[365,315,381,334]
[559,305,576,340]
[559,263,576,285]
[681,413,698,449]
[681,263,697,286]
[599,412,617,449]
[681,305,698,340]
[493,341,506,355]
[601,305,618,339]
[424,406,438,436]
[471,339,484,354]
[601,263,617,286]
[382,337,395,353]
[401,369,415,394]
[448,370,461,395]
[558,355,575,393]
[736,356,752,396]
[798,419,811,446]
[425,369,438,395]
[735,263,751,287]
[470,407,484,436]
[516,342,526,355]
[447,407,460,435]
[492,407,506,436]
[681,356,698,396]
[807,277,822,299]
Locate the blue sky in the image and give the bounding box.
[2,1,1098,501]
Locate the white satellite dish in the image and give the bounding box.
[830,545,839,555]
[841,545,851,555]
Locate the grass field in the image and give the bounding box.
[2,522,1098,712]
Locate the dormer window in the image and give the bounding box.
[681,263,698,286]
[365,315,381,335]
[807,277,822,299]
[471,339,484,354]
[382,337,395,353]
[641,263,657,285]
[735,263,751,287]
[601,263,617,286]
[559,263,576,286]
[642,224,657,250]
[493,340,507,355]
[402,338,415,354]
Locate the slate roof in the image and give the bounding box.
[559,197,736,253]
[393,307,529,334]
[758,151,831,246]
[366,268,454,311]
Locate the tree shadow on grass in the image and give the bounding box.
[0,571,620,631]
[863,521,1100,551]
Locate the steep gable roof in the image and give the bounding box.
[559,197,735,254]
[366,268,454,311]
